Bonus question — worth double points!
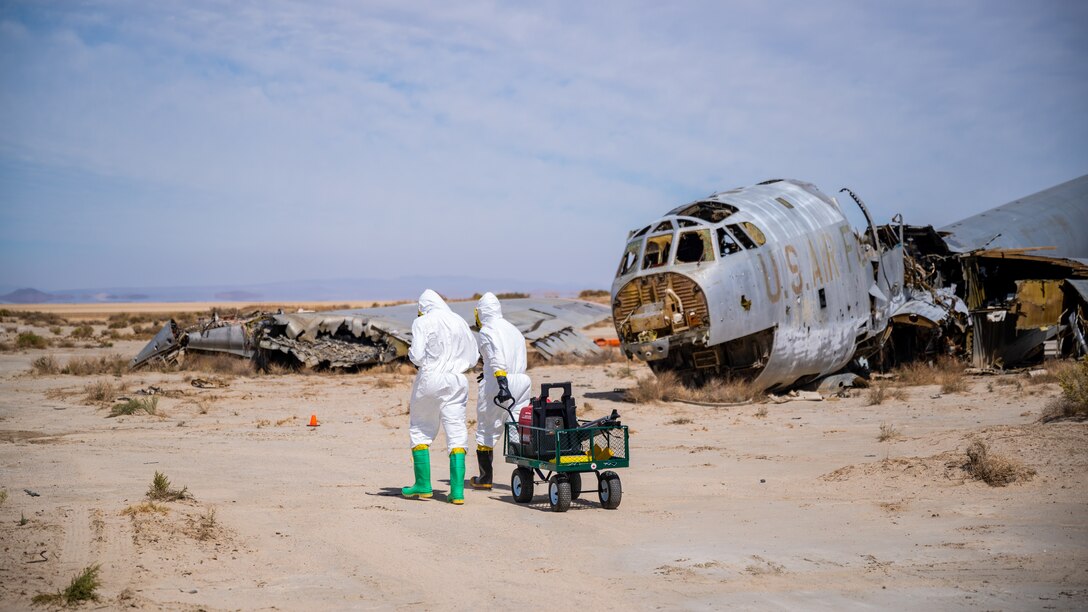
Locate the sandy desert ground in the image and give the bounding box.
[1,307,1086,610]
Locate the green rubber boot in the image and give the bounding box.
[449,449,466,505]
[401,446,433,498]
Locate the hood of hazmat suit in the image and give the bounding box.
[409,289,479,374]
[476,292,528,376]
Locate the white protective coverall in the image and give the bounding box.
[408,290,480,450]
[475,292,532,448]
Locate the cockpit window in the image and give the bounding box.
[616,240,641,278]
[633,225,651,238]
[668,201,738,223]
[717,227,742,256]
[740,222,766,246]
[727,224,758,249]
[653,220,674,233]
[675,229,714,264]
[677,219,698,228]
[641,234,673,270]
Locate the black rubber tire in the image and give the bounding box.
[511,468,534,503]
[548,475,571,513]
[568,472,582,500]
[598,471,622,509]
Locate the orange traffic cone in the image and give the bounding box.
[307,414,319,427]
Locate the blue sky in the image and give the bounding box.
[1,1,1086,293]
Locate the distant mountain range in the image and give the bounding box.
[0,276,602,304]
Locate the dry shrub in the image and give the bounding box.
[877,422,900,442]
[14,310,67,327]
[61,354,129,376]
[69,325,94,339]
[84,379,122,403]
[963,440,1034,486]
[109,397,158,417]
[893,357,968,393]
[1039,358,1088,422]
[625,371,758,404]
[371,361,416,375]
[32,355,60,375]
[667,417,693,425]
[122,501,169,516]
[867,384,887,406]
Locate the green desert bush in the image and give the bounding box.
[32,563,101,607]
[109,397,158,417]
[146,470,189,501]
[16,332,48,349]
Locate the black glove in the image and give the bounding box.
[494,374,513,406]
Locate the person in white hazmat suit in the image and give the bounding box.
[469,292,532,490]
[401,289,480,505]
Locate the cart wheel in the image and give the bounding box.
[548,475,571,513]
[568,472,582,500]
[511,468,534,503]
[598,471,622,509]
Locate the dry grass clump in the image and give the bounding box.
[16,331,48,349]
[32,563,102,607]
[963,440,1034,486]
[181,353,254,376]
[626,371,759,404]
[109,397,158,417]
[122,501,169,516]
[194,507,218,541]
[146,470,190,501]
[529,348,627,368]
[84,379,122,403]
[867,383,908,406]
[892,357,968,393]
[877,422,900,442]
[60,354,129,376]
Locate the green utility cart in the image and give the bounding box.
[501,382,630,512]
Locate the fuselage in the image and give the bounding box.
[611,179,898,391]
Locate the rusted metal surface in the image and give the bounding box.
[1012,280,1064,331]
[611,179,904,390]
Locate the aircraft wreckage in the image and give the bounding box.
[610,175,1088,391]
[131,299,611,370]
[132,175,1086,390]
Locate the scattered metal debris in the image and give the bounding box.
[131,299,611,371]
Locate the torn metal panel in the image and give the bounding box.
[970,311,1054,367]
[891,286,967,328]
[186,323,252,358]
[129,321,181,368]
[939,174,1088,258]
[1012,280,1064,331]
[1065,279,1088,303]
